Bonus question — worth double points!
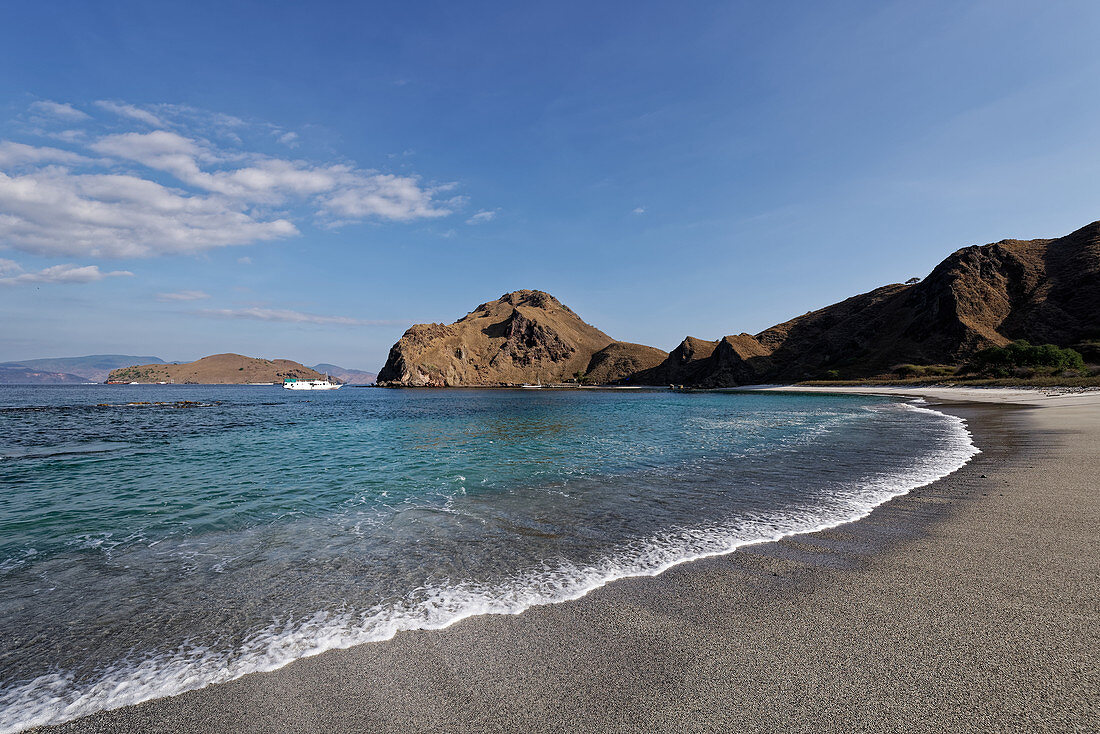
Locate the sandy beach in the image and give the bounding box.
[38,388,1099,733]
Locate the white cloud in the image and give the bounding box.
[0,141,90,167]
[46,130,88,144]
[0,167,297,258]
[0,102,459,259]
[94,100,167,127]
[198,307,397,326]
[632,207,646,214]
[278,131,298,146]
[465,209,497,225]
[157,289,210,301]
[92,130,209,175]
[30,101,89,121]
[237,256,252,265]
[91,131,450,218]
[321,173,451,222]
[0,260,132,285]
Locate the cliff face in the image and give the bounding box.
[108,354,329,384]
[647,220,1100,386]
[377,290,668,386]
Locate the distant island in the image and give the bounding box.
[108,354,333,385]
[0,355,167,384]
[0,355,377,385]
[378,220,1100,387]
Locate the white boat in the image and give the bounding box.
[283,377,342,391]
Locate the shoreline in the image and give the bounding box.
[730,383,1100,404]
[35,389,1099,732]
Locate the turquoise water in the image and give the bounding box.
[0,386,976,731]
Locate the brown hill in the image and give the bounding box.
[583,342,669,385]
[377,290,668,386]
[107,354,330,384]
[642,220,1100,386]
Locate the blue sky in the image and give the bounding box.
[1,1,1098,370]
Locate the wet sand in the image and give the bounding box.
[39,391,1099,733]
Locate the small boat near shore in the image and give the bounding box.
[283,377,342,391]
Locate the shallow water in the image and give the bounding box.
[0,385,977,732]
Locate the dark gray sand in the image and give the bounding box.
[39,398,1099,733]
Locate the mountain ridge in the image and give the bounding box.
[377,220,1100,387]
[646,220,1100,386]
[0,365,88,384]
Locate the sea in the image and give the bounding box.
[0,385,978,732]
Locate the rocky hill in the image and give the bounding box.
[377,221,1099,388]
[108,354,329,384]
[377,290,667,386]
[640,220,1100,386]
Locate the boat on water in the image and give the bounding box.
[283,377,342,391]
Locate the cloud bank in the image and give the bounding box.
[0,102,457,259]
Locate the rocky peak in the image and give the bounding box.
[499,289,562,310]
[377,290,649,386]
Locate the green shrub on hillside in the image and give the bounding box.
[964,340,1084,376]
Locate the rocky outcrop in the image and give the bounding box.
[647,220,1100,386]
[377,290,668,386]
[107,354,329,384]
